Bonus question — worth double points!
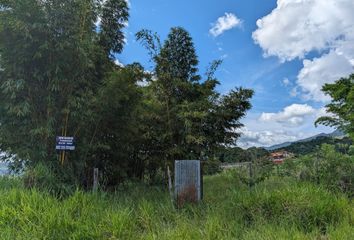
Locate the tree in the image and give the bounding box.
[0,2,253,188]
[99,0,129,55]
[0,0,129,186]
[315,74,354,140]
[85,64,146,186]
[136,27,254,179]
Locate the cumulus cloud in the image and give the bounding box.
[238,127,300,149]
[253,0,354,102]
[209,13,242,37]
[237,106,333,148]
[297,51,353,102]
[259,104,317,127]
[253,0,354,61]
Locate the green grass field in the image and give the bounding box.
[0,172,353,240]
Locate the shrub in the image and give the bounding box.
[281,144,354,197]
[203,157,221,175]
[23,163,75,198]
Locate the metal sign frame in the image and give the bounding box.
[175,160,201,206]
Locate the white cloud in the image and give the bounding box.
[290,87,299,97]
[209,13,242,37]
[259,104,316,127]
[253,0,354,61]
[237,109,334,148]
[315,107,330,119]
[114,59,124,67]
[297,51,353,102]
[253,0,354,102]
[282,78,290,86]
[238,127,299,148]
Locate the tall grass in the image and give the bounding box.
[0,173,353,239]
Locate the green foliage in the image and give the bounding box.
[315,74,354,140]
[203,157,221,175]
[99,0,129,54]
[86,64,146,185]
[218,146,269,163]
[231,181,349,233]
[280,144,354,197]
[228,156,274,188]
[0,0,128,172]
[0,1,253,188]
[0,174,352,239]
[23,162,76,197]
[136,27,254,177]
[279,136,352,156]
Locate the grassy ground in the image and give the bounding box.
[0,171,353,240]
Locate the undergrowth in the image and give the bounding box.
[0,172,353,240]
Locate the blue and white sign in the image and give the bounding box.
[56,136,75,151]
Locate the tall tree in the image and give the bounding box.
[136,27,254,178]
[99,0,129,55]
[0,0,129,182]
[85,63,146,186]
[315,74,354,140]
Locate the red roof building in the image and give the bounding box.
[270,151,291,164]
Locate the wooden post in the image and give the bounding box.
[167,166,173,205]
[200,162,203,200]
[249,161,253,190]
[93,168,99,192]
[315,151,320,184]
[277,164,280,176]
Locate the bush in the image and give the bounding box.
[23,163,76,198]
[281,144,354,197]
[203,157,221,175]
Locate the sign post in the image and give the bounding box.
[56,136,75,165]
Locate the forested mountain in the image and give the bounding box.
[265,129,346,151]
[219,130,351,163]
[276,136,352,156]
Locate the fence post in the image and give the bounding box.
[167,166,174,205]
[249,161,253,190]
[93,168,99,192]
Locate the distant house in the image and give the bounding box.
[270,151,292,164]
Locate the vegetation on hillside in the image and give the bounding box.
[279,144,353,197]
[277,136,352,156]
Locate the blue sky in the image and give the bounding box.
[116,0,354,148]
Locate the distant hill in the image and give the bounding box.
[264,142,292,151]
[265,130,351,156]
[265,129,346,151]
